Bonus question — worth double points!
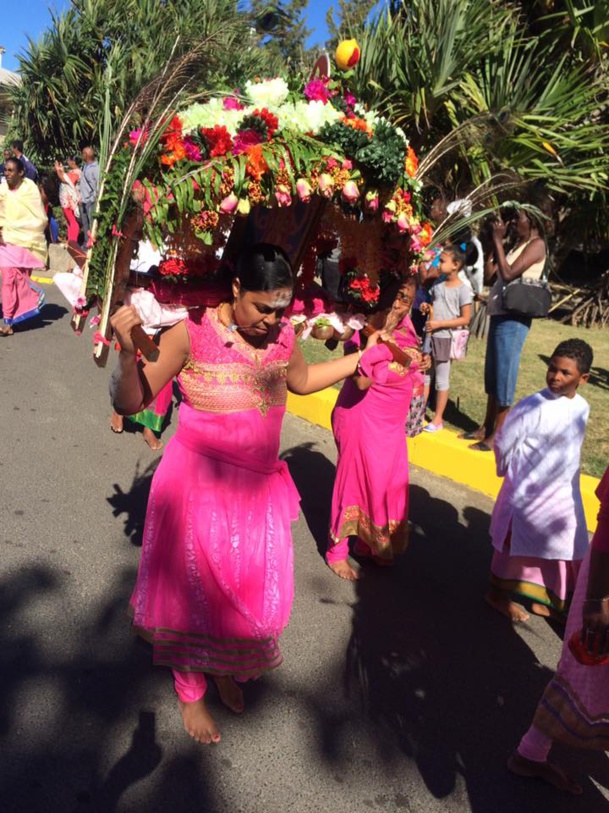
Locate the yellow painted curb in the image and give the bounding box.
[32,275,53,285]
[287,389,601,533]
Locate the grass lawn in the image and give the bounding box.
[299,320,609,479]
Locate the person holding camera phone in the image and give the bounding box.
[465,209,546,452]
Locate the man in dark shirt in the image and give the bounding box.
[10,140,38,182]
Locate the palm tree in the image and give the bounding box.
[9,0,276,161]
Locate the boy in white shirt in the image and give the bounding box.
[486,338,593,622]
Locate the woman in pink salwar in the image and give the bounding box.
[111,243,383,745]
[509,464,609,794]
[0,157,47,335]
[327,275,425,580]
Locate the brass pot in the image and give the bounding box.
[311,324,334,340]
[335,326,355,341]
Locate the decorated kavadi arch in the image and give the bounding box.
[79,42,432,363]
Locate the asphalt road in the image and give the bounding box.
[1,281,608,813]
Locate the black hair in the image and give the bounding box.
[233,243,294,292]
[551,339,593,374]
[10,139,24,152]
[5,157,25,174]
[68,155,81,166]
[441,244,466,268]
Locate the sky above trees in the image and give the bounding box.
[0,0,334,72]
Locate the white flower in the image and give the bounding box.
[245,77,290,108]
[180,99,252,135]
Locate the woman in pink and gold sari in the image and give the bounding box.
[110,243,384,746]
[327,275,427,580]
[0,157,47,335]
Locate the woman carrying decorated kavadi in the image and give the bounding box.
[95,40,432,744]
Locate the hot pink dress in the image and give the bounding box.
[532,467,609,748]
[130,307,300,678]
[329,316,423,560]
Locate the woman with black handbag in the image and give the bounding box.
[466,209,546,452]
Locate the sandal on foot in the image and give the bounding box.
[460,430,483,440]
[470,441,493,452]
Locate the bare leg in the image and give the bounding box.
[142,426,163,450]
[461,394,495,440]
[213,675,244,713]
[485,585,530,622]
[482,404,510,449]
[178,698,221,744]
[110,412,124,433]
[507,752,582,795]
[431,389,449,426]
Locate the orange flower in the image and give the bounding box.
[341,115,372,135]
[405,146,418,178]
[246,144,268,181]
[418,221,433,247]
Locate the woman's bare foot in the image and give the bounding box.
[485,589,530,622]
[110,412,124,433]
[0,325,14,336]
[178,698,221,744]
[507,752,582,795]
[531,603,567,624]
[213,676,244,713]
[327,559,360,580]
[142,427,163,450]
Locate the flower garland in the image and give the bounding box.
[87,42,432,338]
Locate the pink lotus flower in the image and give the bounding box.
[326,158,338,169]
[365,190,379,212]
[220,193,239,214]
[296,178,312,202]
[223,96,244,110]
[410,235,424,253]
[237,198,251,215]
[397,212,410,232]
[317,173,335,198]
[275,184,292,207]
[382,200,397,223]
[341,180,360,203]
[341,159,353,171]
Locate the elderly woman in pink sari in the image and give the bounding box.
[0,157,47,335]
[327,275,426,580]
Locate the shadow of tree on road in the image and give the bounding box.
[107,459,161,547]
[282,441,336,560]
[0,563,220,813]
[283,442,609,812]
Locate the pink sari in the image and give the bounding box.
[328,315,424,560]
[0,244,46,326]
[130,308,300,678]
[533,468,609,748]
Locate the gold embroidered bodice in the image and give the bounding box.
[177,307,295,417]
